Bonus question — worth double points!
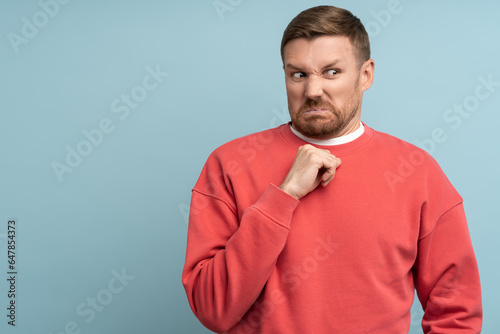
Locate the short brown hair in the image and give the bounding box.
[281,6,370,66]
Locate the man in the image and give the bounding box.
[182,5,482,333]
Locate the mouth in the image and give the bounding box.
[302,108,331,116]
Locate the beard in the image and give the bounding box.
[290,93,361,139]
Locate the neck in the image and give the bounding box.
[333,116,362,137]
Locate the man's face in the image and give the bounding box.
[283,35,374,139]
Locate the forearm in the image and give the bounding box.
[182,184,299,332]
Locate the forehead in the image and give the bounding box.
[283,35,355,68]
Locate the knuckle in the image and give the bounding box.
[302,144,314,151]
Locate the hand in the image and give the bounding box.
[279,144,342,200]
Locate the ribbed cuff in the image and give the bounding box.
[252,183,300,229]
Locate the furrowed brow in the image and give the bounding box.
[285,64,303,71]
[285,59,342,72]
[321,60,342,70]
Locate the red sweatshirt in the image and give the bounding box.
[182,123,482,333]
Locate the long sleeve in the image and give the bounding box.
[413,202,482,333]
[182,183,299,333]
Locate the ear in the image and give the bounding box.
[360,59,375,92]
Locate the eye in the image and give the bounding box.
[292,72,306,79]
[325,69,339,77]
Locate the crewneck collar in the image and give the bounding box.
[279,121,374,156]
[289,122,365,146]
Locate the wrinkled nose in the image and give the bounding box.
[304,75,323,100]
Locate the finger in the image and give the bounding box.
[320,165,336,185]
[321,158,342,187]
[320,148,334,155]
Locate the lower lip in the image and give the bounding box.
[303,109,330,115]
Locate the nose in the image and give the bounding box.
[304,74,323,100]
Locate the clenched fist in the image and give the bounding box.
[279,144,342,200]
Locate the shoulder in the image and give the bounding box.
[369,126,463,233]
[195,125,284,177]
[368,125,460,197]
[193,125,287,202]
[370,126,441,171]
[207,125,286,163]
[374,125,462,217]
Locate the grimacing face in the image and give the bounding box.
[283,35,374,139]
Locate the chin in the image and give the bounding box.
[295,120,344,139]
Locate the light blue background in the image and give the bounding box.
[1,0,498,333]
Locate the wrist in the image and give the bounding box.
[279,183,300,200]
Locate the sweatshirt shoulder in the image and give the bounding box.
[209,125,284,160]
[372,128,421,151]
[371,128,441,166]
[195,125,284,183]
[193,125,286,202]
[371,127,450,174]
[371,127,463,230]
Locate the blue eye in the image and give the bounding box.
[292,72,306,79]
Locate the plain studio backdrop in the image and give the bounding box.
[0,0,498,333]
